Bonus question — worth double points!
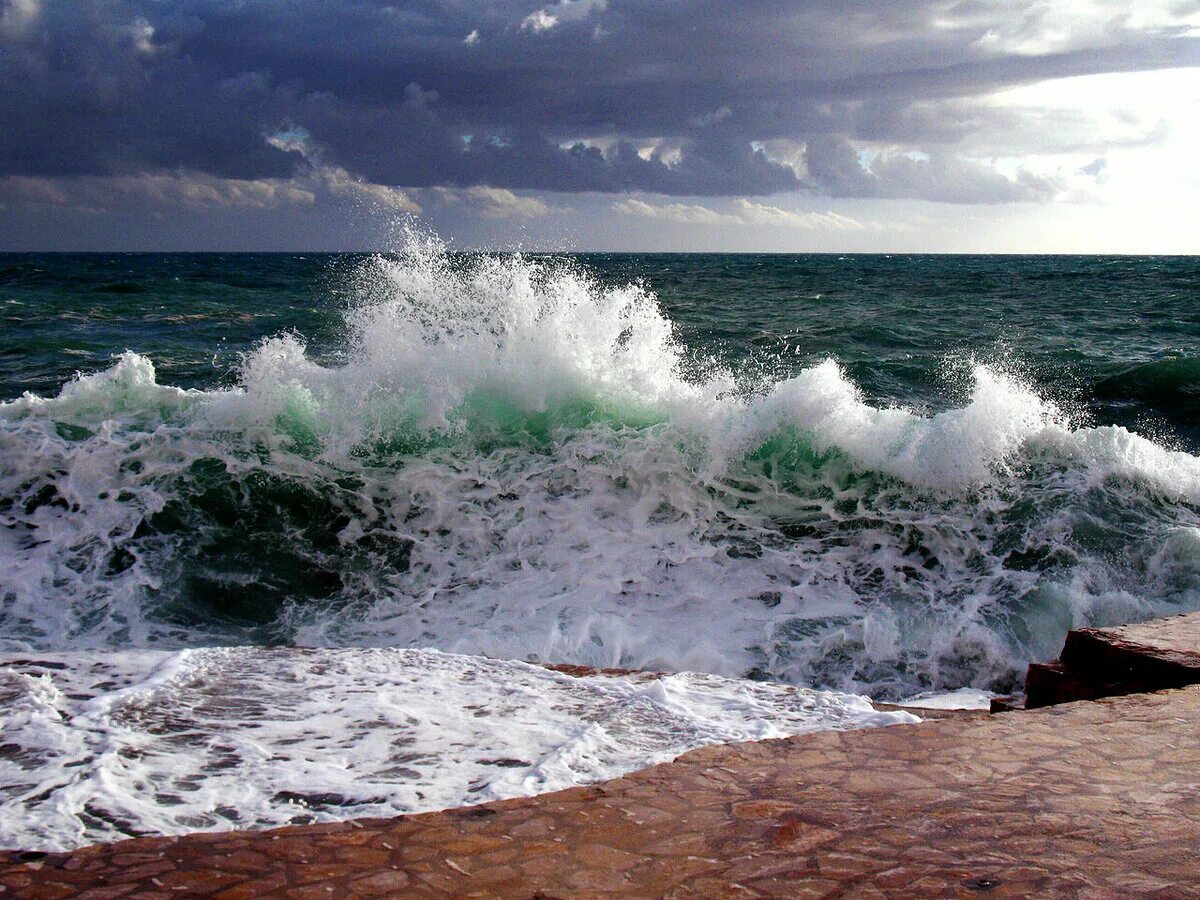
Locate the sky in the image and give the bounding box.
[1,0,1198,252]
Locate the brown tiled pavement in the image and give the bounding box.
[6,615,1200,898]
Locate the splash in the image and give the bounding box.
[1,233,1198,698]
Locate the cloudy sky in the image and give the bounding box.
[1,0,1198,252]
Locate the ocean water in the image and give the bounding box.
[1,237,1198,847]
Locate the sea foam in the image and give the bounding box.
[0,648,915,850]
[1,234,1198,698]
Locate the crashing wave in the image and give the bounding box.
[1,234,1198,697]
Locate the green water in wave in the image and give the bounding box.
[1,251,1198,698]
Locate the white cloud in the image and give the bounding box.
[467,187,553,218]
[266,129,421,213]
[128,16,156,56]
[521,0,606,33]
[436,186,558,218]
[0,0,39,39]
[521,10,558,32]
[970,0,1200,55]
[613,197,873,230]
[321,167,421,213]
[265,130,312,156]
[1023,70,1200,223]
[159,175,314,209]
[463,29,479,45]
[689,106,732,128]
[733,200,867,230]
[0,153,424,216]
[612,198,741,226]
[0,175,69,206]
[0,172,317,211]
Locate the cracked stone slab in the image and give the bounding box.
[1028,611,1200,708]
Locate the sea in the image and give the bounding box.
[2,235,1198,848]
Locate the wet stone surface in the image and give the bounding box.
[2,684,1199,897]
[1099,612,1200,655]
[1027,611,1200,708]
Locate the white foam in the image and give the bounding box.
[1,236,1198,698]
[744,360,1064,489]
[0,648,917,850]
[898,687,995,710]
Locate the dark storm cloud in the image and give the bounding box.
[1,0,1197,200]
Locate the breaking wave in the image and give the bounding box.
[2,234,1199,699]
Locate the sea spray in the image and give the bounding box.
[1,236,1198,698]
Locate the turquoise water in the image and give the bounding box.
[1,243,1198,698]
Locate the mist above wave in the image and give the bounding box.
[1,233,1198,697]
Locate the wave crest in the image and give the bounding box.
[1,235,1198,698]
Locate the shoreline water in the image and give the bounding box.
[4,613,1199,895]
[0,646,917,852]
[2,611,1196,858]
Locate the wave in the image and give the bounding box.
[1095,356,1200,421]
[1,233,1198,698]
